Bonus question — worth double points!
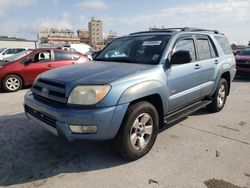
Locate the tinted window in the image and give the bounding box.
[5,49,16,54]
[239,48,250,56]
[173,38,196,62]
[16,49,25,53]
[197,39,211,60]
[215,36,232,55]
[54,50,74,61]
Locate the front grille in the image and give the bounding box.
[25,105,57,128]
[31,78,67,104]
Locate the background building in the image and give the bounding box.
[77,29,89,44]
[88,17,103,46]
[0,36,37,49]
[105,30,118,44]
[38,27,80,44]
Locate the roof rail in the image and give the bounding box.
[129,27,223,35]
[129,29,177,35]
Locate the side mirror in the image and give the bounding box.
[24,58,34,65]
[171,50,192,65]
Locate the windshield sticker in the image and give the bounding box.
[142,41,162,46]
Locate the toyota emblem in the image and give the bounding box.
[41,87,49,97]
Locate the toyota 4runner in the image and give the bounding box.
[24,28,236,160]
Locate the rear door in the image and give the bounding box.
[167,35,202,111]
[195,35,219,97]
[51,50,78,68]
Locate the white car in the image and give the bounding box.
[0,48,26,60]
[62,44,94,60]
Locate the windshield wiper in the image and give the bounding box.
[3,60,10,62]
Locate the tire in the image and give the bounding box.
[206,78,228,112]
[2,74,23,92]
[115,101,159,161]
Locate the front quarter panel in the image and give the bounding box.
[96,65,169,115]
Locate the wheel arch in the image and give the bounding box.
[221,71,231,95]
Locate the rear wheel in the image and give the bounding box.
[115,101,159,161]
[206,78,228,112]
[2,74,23,92]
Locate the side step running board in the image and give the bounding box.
[164,100,212,124]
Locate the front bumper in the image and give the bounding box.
[24,91,129,141]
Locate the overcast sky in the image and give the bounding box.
[0,0,249,44]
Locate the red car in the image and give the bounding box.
[235,47,250,74]
[0,48,88,92]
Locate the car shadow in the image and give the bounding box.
[0,113,127,186]
[233,74,250,82]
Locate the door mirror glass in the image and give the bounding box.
[171,50,192,65]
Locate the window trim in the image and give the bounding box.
[195,35,218,61]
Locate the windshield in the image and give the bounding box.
[95,35,170,64]
[0,48,6,53]
[4,50,33,62]
[239,48,250,56]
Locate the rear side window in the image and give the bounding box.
[196,39,211,60]
[54,50,74,61]
[215,36,232,55]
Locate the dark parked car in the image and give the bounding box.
[0,48,88,92]
[235,47,250,74]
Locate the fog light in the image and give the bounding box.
[69,125,97,134]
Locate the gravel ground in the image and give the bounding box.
[0,75,250,188]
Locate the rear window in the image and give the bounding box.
[215,36,232,55]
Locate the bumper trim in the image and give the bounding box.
[26,112,58,136]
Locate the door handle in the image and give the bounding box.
[47,64,52,67]
[214,60,219,64]
[194,64,200,69]
[72,62,76,64]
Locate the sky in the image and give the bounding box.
[0,0,249,45]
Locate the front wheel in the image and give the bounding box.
[2,74,23,92]
[115,101,159,161]
[206,78,228,112]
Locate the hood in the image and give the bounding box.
[235,55,250,62]
[39,61,154,85]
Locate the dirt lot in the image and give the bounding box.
[0,75,250,188]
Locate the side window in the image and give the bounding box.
[54,50,74,61]
[214,36,232,55]
[16,49,25,53]
[173,38,196,62]
[4,49,15,55]
[196,39,211,60]
[33,50,51,63]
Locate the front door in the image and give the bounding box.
[23,50,53,84]
[166,36,202,112]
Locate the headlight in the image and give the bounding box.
[68,85,111,105]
